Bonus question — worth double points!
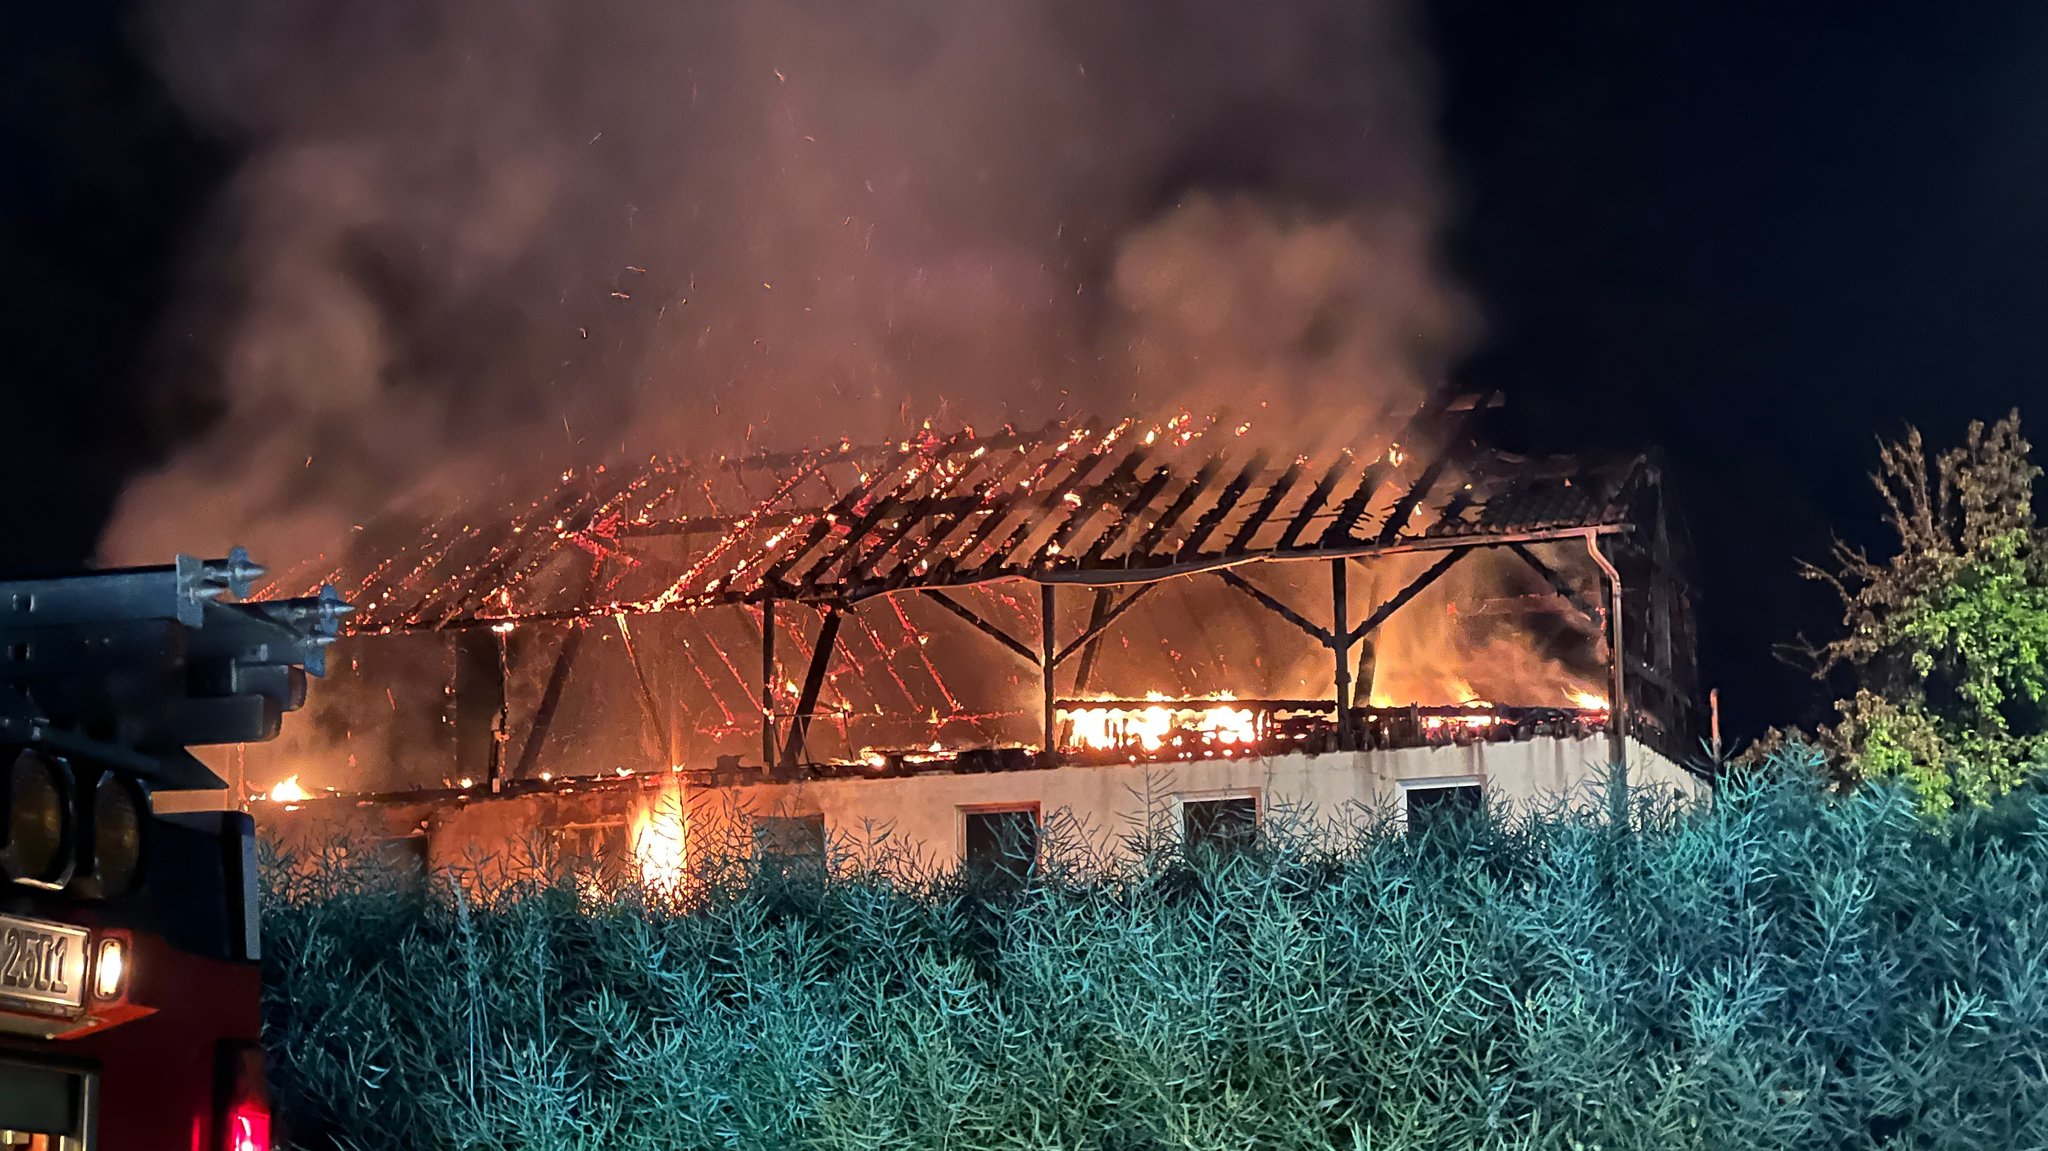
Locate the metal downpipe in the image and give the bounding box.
[1585,530,1628,823]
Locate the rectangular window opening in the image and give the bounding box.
[374,835,429,877]
[754,814,827,873]
[1182,795,1259,856]
[1404,783,1482,836]
[555,821,630,878]
[961,806,1039,884]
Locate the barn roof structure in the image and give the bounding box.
[276,391,1697,783]
[310,392,1651,632]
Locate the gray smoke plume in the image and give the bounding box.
[103,0,1469,568]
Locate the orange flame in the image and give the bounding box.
[1061,696,1257,752]
[630,783,687,892]
[266,776,311,802]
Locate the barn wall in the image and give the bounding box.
[249,736,1703,879]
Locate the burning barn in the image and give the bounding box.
[222,392,1707,878]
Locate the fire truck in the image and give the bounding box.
[0,551,346,1150]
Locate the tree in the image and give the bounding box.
[1801,411,2048,815]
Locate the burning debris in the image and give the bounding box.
[1057,691,1615,763]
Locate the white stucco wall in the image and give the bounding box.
[247,734,1706,878]
[698,734,1702,870]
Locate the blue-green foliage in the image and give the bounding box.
[263,768,2048,1150]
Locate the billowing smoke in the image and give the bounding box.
[102,0,1467,568]
[1111,195,1470,449]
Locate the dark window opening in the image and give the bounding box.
[556,822,630,879]
[962,807,1039,884]
[1405,784,1481,836]
[754,814,827,873]
[374,835,428,877]
[1182,796,1258,856]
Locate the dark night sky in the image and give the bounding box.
[3,1,2045,739]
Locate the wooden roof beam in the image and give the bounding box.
[1130,453,1228,558]
[1175,451,1270,561]
[1216,569,1332,645]
[1224,460,1304,553]
[917,588,1040,667]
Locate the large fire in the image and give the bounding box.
[1062,693,1258,754]
[630,781,688,891]
[227,401,1660,795]
[1059,681,1614,759]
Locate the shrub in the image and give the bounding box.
[263,766,2048,1150]
[1799,411,2048,814]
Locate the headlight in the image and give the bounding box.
[2,750,73,884]
[92,773,148,897]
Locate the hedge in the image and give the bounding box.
[261,765,2048,1150]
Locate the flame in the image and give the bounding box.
[1061,700,1257,752]
[630,783,687,892]
[1067,705,1171,751]
[267,776,310,802]
[1422,712,1498,733]
[1196,706,1257,745]
[1568,689,1610,712]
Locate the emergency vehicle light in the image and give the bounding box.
[221,1041,272,1151]
[227,1103,272,1151]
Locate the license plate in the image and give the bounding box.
[0,914,89,1014]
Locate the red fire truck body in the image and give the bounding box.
[0,552,344,1150]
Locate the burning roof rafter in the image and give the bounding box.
[302,392,1655,635]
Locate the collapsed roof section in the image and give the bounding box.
[307,392,1657,635]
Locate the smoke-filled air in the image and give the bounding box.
[102,0,1469,568]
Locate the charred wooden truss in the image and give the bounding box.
[290,391,1701,786]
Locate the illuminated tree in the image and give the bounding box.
[1803,411,2048,814]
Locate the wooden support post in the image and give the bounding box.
[779,607,843,771]
[760,598,777,767]
[491,628,511,793]
[1064,588,1114,747]
[510,557,599,781]
[1331,559,1354,751]
[1070,589,1113,691]
[511,622,583,781]
[1041,583,1058,759]
[1351,562,1380,707]
[453,628,504,790]
[614,614,669,769]
[1353,634,1376,710]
